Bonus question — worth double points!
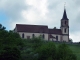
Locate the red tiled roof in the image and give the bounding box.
[48,29,62,35]
[16,24,48,33]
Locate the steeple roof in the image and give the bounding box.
[61,8,68,20]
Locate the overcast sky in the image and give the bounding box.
[0,0,80,42]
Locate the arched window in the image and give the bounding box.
[22,33,24,38]
[42,34,45,39]
[32,34,35,38]
[56,36,58,41]
[64,28,66,33]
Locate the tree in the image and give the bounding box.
[53,27,57,29]
[0,24,6,30]
[21,37,45,60]
[69,38,73,42]
[57,43,77,60]
[0,24,23,60]
[0,46,21,60]
[37,42,56,60]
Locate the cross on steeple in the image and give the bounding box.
[61,2,68,20]
[64,2,66,9]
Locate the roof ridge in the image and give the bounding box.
[16,24,48,27]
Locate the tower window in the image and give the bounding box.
[64,28,66,33]
[65,21,66,25]
[22,33,24,38]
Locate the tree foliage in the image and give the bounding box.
[57,43,77,60]
[37,42,56,60]
[0,46,21,60]
[0,24,23,60]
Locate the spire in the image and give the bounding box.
[61,3,68,20]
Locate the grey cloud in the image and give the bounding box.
[0,0,28,20]
[75,0,80,6]
[70,13,80,32]
[0,0,80,33]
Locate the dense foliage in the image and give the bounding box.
[57,43,77,60]
[0,24,23,60]
[0,24,77,60]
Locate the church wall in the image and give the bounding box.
[49,38,56,41]
[49,34,62,41]
[62,35,68,42]
[18,32,48,40]
[61,28,69,34]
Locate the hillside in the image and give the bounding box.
[54,42,80,60]
[68,44,80,60]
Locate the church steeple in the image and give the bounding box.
[60,4,69,42]
[61,6,68,20]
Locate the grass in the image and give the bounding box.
[68,44,80,60]
[54,42,80,60]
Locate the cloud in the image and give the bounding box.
[70,31,80,42]
[0,0,27,29]
[0,0,80,42]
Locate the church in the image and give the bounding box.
[14,8,69,42]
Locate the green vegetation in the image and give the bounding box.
[68,44,80,60]
[54,42,80,60]
[0,24,23,60]
[0,24,79,60]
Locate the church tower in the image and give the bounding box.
[60,7,69,42]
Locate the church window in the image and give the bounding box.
[32,34,35,38]
[64,28,66,33]
[42,34,45,39]
[52,38,53,41]
[22,33,24,38]
[56,36,58,41]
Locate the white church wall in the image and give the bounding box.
[49,38,56,41]
[18,32,48,40]
[61,28,69,34]
[62,35,68,42]
[49,34,62,41]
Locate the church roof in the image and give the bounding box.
[49,34,56,38]
[61,8,68,20]
[16,24,48,33]
[15,24,62,35]
[48,29,62,35]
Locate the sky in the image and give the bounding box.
[0,0,80,42]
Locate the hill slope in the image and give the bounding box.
[54,42,80,60]
[68,44,80,60]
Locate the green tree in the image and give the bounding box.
[57,43,77,60]
[21,37,45,60]
[0,46,21,60]
[0,24,23,60]
[0,24,6,30]
[37,42,56,60]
